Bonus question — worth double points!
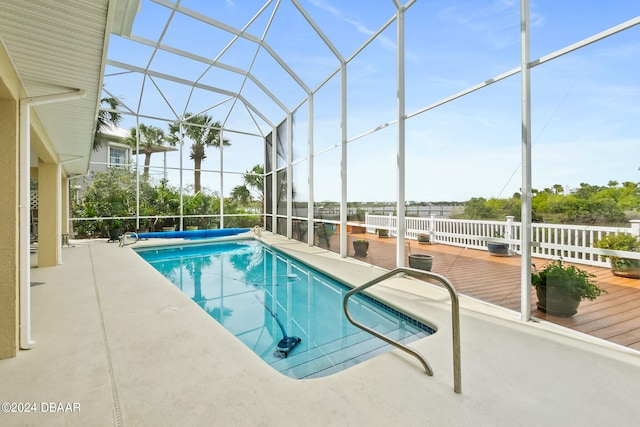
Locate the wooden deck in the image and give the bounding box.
[323,232,640,351]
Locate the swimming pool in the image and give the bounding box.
[135,240,435,379]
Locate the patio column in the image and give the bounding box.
[38,161,61,267]
[0,97,19,359]
[62,173,69,235]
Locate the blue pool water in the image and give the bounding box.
[135,240,435,379]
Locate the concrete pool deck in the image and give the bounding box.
[1,232,640,426]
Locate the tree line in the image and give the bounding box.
[72,166,263,237]
[455,181,640,225]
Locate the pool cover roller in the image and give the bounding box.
[134,228,250,239]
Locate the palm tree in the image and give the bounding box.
[168,113,230,193]
[93,96,121,151]
[231,164,264,212]
[123,123,167,179]
[230,185,252,205]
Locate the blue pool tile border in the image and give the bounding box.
[356,292,437,334]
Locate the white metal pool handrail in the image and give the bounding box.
[119,231,139,247]
[343,267,462,394]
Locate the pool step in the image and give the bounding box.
[270,319,411,367]
[288,328,427,379]
[271,326,429,379]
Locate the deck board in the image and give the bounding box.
[319,232,640,351]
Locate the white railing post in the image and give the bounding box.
[505,216,514,238]
[429,214,435,242]
[630,220,640,237]
[506,215,514,251]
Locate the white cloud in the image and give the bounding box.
[308,0,396,51]
[437,0,527,50]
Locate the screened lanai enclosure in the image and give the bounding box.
[93,1,639,320]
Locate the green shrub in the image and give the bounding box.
[594,233,640,256]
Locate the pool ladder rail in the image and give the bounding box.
[343,267,461,394]
[119,231,139,247]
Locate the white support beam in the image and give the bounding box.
[532,15,640,67]
[127,35,291,114]
[340,62,347,258]
[520,0,533,321]
[307,94,315,247]
[106,59,275,127]
[396,3,406,268]
[150,0,310,94]
[271,126,278,232]
[135,117,140,230]
[179,123,184,231]
[291,0,344,62]
[406,15,640,123]
[286,113,293,239]
[220,129,225,230]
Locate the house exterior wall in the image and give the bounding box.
[38,162,60,267]
[87,143,109,175]
[0,41,70,358]
[82,133,131,192]
[0,57,20,359]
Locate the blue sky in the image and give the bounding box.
[104,1,640,202]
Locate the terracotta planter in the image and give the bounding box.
[408,253,433,271]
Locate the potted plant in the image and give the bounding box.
[487,232,510,257]
[353,239,369,257]
[108,219,122,243]
[137,219,151,233]
[377,228,389,238]
[185,219,199,231]
[531,259,606,317]
[593,233,640,279]
[417,233,431,244]
[161,217,176,232]
[408,253,433,271]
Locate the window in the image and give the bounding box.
[109,146,127,168]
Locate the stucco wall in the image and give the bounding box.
[0,97,19,359]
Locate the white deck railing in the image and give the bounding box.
[365,214,640,267]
